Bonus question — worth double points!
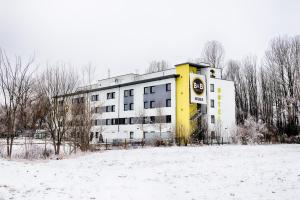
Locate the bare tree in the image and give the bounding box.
[202,40,225,69]
[146,60,169,73]
[39,64,78,155]
[0,49,34,157]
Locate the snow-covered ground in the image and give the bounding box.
[0,145,300,200]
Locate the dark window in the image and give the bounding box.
[91,95,98,101]
[129,103,134,110]
[94,120,98,126]
[210,84,215,92]
[80,97,84,103]
[166,83,171,91]
[144,87,149,94]
[150,101,155,108]
[144,101,148,109]
[106,119,111,125]
[143,117,150,124]
[119,118,125,125]
[124,104,129,111]
[129,117,134,124]
[143,131,147,139]
[166,115,171,123]
[166,99,171,107]
[211,99,215,108]
[95,132,99,138]
[124,90,130,97]
[211,131,216,139]
[90,132,94,141]
[129,89,134,96]
[58,100,64,105]
[211,115,215,124]
[130,132,134,139]
[107,92,115,99]
[150,116,155,124]
[112,105,115,112]
[150,86,155,93]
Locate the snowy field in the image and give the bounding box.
[0,145,300,200]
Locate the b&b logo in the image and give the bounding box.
[193,78,204,95]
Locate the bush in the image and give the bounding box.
[232,117,267,144]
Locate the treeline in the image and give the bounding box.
[222,36,300,137]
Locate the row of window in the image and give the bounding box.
[91,83,171,102]
[144,99,171,109]
[92,115,172,126]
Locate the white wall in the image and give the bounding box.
[90,77,176,143]
[206,78,236,142]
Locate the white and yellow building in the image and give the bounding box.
[69,63,235,143]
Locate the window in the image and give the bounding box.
[211,131,216,139]
[95,132,99,138]
[150,86,155,93]
[210,99,215,108]
[143,131,147,139]
[107,92,115,99]
[166,83,171,91]
[106,119,111,125]
[95,107,101,113]
[80,97,84,103]
[58,100,64,105]
[166,115,171,123]
[124,90,130,97]
[125,118,130,124]
[150,101,155,108]
[124,104,129,111]
[129,89,134,96]
[210,84,215,92]
[90,132,94,141]
[119,118,125,125]
[166,99,171,107]
[130,132,134,139]
[106,105,115,112]
[129,103,134,110]
[129,117,134,124]
[211,115,215,124]
[144,101,149,109]
[150,116,155,124]
[144,87,150,94]
[91,95,98,101]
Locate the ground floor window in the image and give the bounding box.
[130,131,134,139]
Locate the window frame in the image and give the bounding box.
[166,83,171,91]
[210,84,215,92]
[150,101,155,108]
[211,115,215,124]
[210,99,215,108]
[166,99,171,107]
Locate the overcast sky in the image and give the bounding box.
[0,0,299,80]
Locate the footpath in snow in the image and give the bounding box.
[0,145,300,200]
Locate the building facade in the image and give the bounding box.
[66,63,235,143]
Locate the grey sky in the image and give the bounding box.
[0,0,299,80]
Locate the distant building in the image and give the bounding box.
[60,63,235,143]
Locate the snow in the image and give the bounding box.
[0,145,300,200]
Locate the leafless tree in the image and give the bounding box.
[202,40,225,69]
[0,48,35,157]
[39,64,78,155]
[146,60,169,73]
